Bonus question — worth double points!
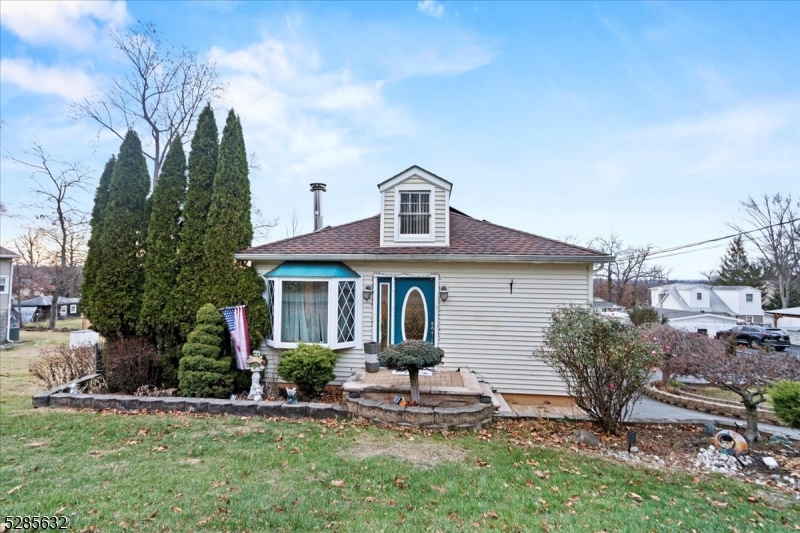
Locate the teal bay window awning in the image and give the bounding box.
[263,262,361,350]
[265,261,359,279]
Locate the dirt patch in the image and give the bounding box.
[346,434,467,469]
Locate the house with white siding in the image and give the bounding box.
[236,166,612,403]
[650,283,766,337]
[1,246,20,342]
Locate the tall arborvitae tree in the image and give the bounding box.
[166,104,219,341]
[715,235,767,291]
[82,155,115,318]
[85,131,150,339]
[139,138,187,346]
[203,110,269,349]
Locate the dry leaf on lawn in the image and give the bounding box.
[331,480,346,488]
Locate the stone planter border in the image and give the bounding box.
[644,385,781,425]
[345,396,493,430]
[36,392,349,420]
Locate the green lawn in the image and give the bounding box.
[1,331,798,531]
[23,318,85,331]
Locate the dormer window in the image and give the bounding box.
[696,292,702,301]
[399,192,430,235]
[746,293,753,303]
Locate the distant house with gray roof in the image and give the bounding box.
[650,283,765,337]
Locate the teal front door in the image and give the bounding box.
[393,278,436,344]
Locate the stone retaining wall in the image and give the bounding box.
[644,386,781,425]
[345,396,493,430]
[38,392,349,420]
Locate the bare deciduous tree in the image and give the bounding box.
[284,207,304,238]
[669,344,800,444]
[590,234,670,306]
[72,20,224,190]
[730,194,799,309]
[5,144,91,328]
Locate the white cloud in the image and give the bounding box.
[210,34,418,180]
[0,0,128,49]
[417,1,445,18]
[0,58,95,101]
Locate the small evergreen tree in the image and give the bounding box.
[82,155,115,320]
[84,131,150,338]
[166,104,219,341]
[201,110,269,349]
[715,235,766,291]
[139,138,187,349]
[178,303,234,398]
[379,340,445,404]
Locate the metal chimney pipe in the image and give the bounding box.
[310,183,326,231]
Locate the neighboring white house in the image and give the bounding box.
[236,166,613,403]
[650,283,765,337]
[0,246,20,342]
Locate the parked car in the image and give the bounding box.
[715,325,790,351]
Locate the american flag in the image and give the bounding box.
[221,305,250,370]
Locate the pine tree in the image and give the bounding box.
[82,155,115,320]
[178,303,234,398]
[715,235,767,291]
[139,138,187,346]
[85,131,150,338]
[166,104,219,341]
[202,110,269,349]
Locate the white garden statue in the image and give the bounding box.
[246,350,266,401]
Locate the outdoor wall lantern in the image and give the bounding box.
[439,285,449,302]
[363,284,374,301]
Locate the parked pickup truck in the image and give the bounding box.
[714,325,790,351]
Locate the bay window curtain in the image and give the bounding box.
[281,281,328,343]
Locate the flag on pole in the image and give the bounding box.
[221,305,250,370]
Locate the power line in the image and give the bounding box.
[612,217,798,262]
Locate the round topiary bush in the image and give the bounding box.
[379,340,444,403]
[769,380,800,429]
[276,343,339,400]
[178,304,234,398]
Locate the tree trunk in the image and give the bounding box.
[743,402,762,445]
[48,293,59,329]
[409,368,420,404]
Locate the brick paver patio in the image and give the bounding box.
[360,369,464,388]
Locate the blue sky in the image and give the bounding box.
[1,1,798,278]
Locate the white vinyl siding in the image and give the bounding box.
[256,260,592,396]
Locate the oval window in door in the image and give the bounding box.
[402,288,427,341]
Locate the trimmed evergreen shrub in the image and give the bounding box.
[276,343,339,400]
[103,338,160,394]
[628,305,660,326]
[178,304,234,398]
[769,380,800,429]
[379,340,444,403]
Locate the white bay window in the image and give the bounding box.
[264,262,361,350]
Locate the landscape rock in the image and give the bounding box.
[762,456,779,469]
[703,421,718,436]
[572,429,600,447]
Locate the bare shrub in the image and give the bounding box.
[538,306,662,435]
[29,344,95,390]
[103,337,160,394]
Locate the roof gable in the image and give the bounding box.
[377,165,453,192]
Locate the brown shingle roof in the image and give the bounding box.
[238,210,607,260]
